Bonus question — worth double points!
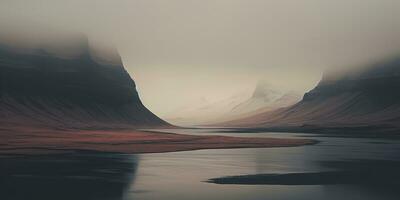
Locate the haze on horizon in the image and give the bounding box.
[1,0,400,120]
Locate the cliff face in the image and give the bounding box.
[0,43,170,129]
[221,57,400,133]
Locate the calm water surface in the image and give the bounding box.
[1,129,400,200]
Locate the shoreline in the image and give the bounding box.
[0,126,317,155]
[199,125,400,138]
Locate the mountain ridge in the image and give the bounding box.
[0,40,171,129]
[218,57,400,134]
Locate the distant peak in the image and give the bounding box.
[252,80,278,98]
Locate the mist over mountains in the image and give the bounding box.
[0,34,169,129]
[220,56,400,134]
[1,25,399,133]
[229,81,301,118]
[166,81,301,126]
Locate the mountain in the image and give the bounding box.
[220,57,400,134]
[166,82,301,126]
[165,92,251,126]
[0,37,170,129]
[226,81,301,120]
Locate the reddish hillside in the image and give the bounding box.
[0,39,170,129]
[220,58,400,134]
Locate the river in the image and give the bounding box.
[1,129,400,200]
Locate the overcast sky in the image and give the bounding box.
[1,0,400,116]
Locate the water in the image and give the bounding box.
[1,129,400,200]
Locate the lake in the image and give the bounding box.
[1,129,400,200]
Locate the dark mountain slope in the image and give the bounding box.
[221,57,400,134]
[0,43,170,129]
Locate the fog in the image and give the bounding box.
[1,0,400,117]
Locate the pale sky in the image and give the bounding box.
[1,0,400,117]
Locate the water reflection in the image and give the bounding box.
[129,129,400,200]
[2,130,400,200]
[0,153,139,200]
[208,159,400,185]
